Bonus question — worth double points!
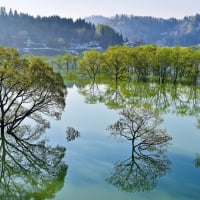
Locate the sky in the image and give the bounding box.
[1,0,200,19]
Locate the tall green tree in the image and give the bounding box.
[78,50,104,80]
[0,47,66,136]
[153,47,172,83]
[104,45,131,82]
[184,49,200,85]
[130,45,157,82]
[170,46,192,84]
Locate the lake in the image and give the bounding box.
[50,82,200,200]
[2,81,200,199]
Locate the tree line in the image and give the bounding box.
[75,45,200,85]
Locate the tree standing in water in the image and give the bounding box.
[0,47,66,136]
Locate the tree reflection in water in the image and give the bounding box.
[194,153,200,169]
[66,126,80,142]
[0,121,67,200]
[107,106,172,192]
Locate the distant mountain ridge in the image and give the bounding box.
[85,14,200,46]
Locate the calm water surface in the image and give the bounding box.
[47,84,200,200]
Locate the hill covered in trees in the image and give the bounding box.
[0,7,124,55]
[85,14,200,47]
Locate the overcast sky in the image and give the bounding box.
[1,0,200,19]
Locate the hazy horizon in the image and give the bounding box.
[1,0,200,20]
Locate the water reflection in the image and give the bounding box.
[79,80,125,109]
[194,154,200,168]
[73,79,200,197]
[78,80,200,117]
[0,122,67,200]
[79,81,104,104]
[66,126,80,142]
[106,106,172,192]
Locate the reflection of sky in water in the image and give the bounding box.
[159,153,200,200]
[48,85,200,200]
[163,113,200,155]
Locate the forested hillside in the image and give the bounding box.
[0,7,124,55]
[85,14,200,46]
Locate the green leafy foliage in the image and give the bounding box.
[0,46,66,136]
[77,50,104,80]
[76,45,200,85]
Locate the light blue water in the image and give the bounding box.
[44,85,200,200]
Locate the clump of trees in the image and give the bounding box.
[76,45,200,85]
